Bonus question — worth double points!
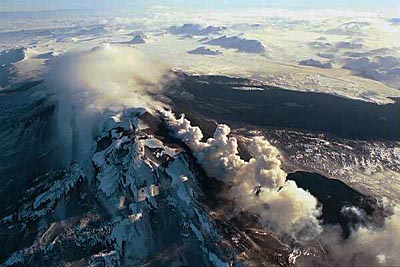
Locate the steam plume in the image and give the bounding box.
[47,43,169,111]
[161,110,322,241]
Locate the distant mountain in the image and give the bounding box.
[299,59,333,69]
[187,46,222,55]
[127,31,144,36]
[335,41,363,49]
[317,53,335,60]
[76,25,108,36]
[205,35,266,53]
[168,23,225,36]
[115,33,147,45]
[343,57,380,72]
[325,21,370,36]
[125,33,147,44]
[389,18,400,25]
[343,56,400,81]
[308,41,334,50]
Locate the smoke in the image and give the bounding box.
[161,110,322,241]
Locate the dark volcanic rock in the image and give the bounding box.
[165,73,399,141]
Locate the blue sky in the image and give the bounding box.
[0,0,399,14]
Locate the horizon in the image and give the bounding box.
[0,0,399,15]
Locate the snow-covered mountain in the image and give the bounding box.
[0,104,298,267]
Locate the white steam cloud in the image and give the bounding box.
[161,110,322,241]
[48,43,169,111]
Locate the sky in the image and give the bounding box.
[0,0,399,14]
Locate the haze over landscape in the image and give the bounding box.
[0,1,399,267]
